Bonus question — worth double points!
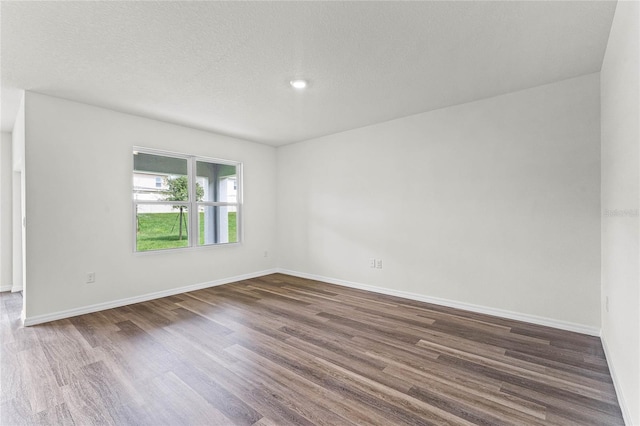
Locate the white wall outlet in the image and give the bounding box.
[86,272,96,284]
[376,259,383,269]
[264,250,269,258]
[605,296,609,313]
[369,258,376,268]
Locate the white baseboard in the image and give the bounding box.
[23,266,601,335]
[23,269,278,327]
[0,285,12,292]
[276,268,601,337]
[601,334,634,426]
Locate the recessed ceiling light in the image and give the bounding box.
[290,79,308,89]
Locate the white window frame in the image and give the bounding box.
[132,147,242,253]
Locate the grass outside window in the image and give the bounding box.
[136,212,237,252]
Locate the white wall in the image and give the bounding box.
[601,1,640,424]
[278,73,601,330]
[23,92,277,321]
[0,132,12,291]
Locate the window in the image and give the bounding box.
[133,148,241,252]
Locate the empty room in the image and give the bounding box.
[0,1,638,425]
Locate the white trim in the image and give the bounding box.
[11,285,22,293]
[23,269,277,327]
[277,269,601,337]
[0,285,12,292]
[601,334,633,426]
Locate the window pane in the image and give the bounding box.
[198,205,238,245]
[136,204,190,251]
[133,152,188,202]
[196,161,237,203]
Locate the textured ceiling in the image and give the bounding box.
[1,1,617,146]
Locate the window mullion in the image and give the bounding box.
[134,200,189,205]
[197,202,238,207]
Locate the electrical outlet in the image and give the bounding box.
[376,259,383,269]
[264,250,268,258]
[369,258,376,268]
[605,296,609,313]
[86,272,96,284]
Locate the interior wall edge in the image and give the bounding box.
[22,268,278,327]
[601,332,634,426]
[277,268,601,337]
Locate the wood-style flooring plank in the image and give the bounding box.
[0,273,625,425]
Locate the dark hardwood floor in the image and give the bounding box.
[1,273,624,425]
